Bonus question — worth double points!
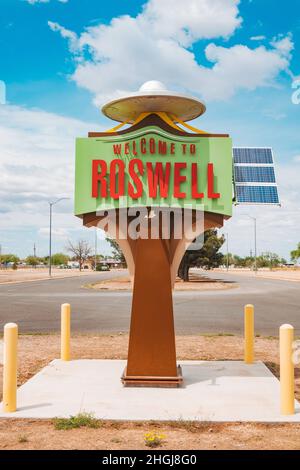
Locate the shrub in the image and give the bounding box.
[144,431,166,448]
[54,412,101,430]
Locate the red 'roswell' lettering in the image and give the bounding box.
[92,159,220,200]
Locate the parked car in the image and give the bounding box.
[96,264,110,271]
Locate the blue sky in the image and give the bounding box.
[0,0,299,260]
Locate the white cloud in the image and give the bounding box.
[48,21,78,51]
[271,34,294,59]
[140,0,242,46]
[26,0,68,4]
[48,0,293,106]
[0,81,6,105]
[39,227,69,238]
[0,104,100,230]
[250,36,266,41]
[26,0,49,3]
[0,103,107,256]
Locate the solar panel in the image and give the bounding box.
[235,186,279,204]
[234,166,276,183]
[233,147,273,164]
[232,148,280,206]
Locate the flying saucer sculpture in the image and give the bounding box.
[101,80,206,124]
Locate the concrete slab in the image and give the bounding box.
[1,360,300,422]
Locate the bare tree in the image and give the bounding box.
[67,240,92,271]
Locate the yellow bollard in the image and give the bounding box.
[244,304,254,364]
[3,323,18,412]
[280,324,295,415]
[61,303,71,361]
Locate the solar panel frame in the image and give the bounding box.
[232,147,280,206]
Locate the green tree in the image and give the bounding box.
[225,252,286,270]
[291,243,300,263]
[106,238,127,265]
[25,256,39,267]
[178,230,225,282]
[225,253,244,267]
[259,252,286,270]
[51,253,70,266]
[0,254,20,264]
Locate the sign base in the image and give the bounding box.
[82,209,225,388]
[121,365,183,388]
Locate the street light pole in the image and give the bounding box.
[245,215,257,273]
[226,233,229,271]
[49,202,53,277]
[48,198,69,277]
[94,227,98,271]
[253,217,257,273]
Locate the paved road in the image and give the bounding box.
[0,270,299,336]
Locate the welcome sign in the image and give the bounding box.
[75,125,233,217]
[75,85,233,386]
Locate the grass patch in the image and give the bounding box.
[54,412,101,430]
[18,434,29,443]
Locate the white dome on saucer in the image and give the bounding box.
[139,81,168,93]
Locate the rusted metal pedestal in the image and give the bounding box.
[121,237,182,387]
[83,209,224,388]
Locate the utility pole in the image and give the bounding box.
[48,198,69,277]
[254,218,257,274]
[33,243,37,269]
[253,217,257,273]
[226,233,229,271]
[245,215,257,273]
[49,203,52,276]
[94,227,98,271]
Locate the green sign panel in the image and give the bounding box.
[75,125,233,217]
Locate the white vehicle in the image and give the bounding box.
[67,261,80,269]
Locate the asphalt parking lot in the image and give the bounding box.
[0,270,299,336]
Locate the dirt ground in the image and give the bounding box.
[0,268,99,284]
[86,273,236,291]
[2,419,300,450]
[215,267,300,283]
[1,333,300,450]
